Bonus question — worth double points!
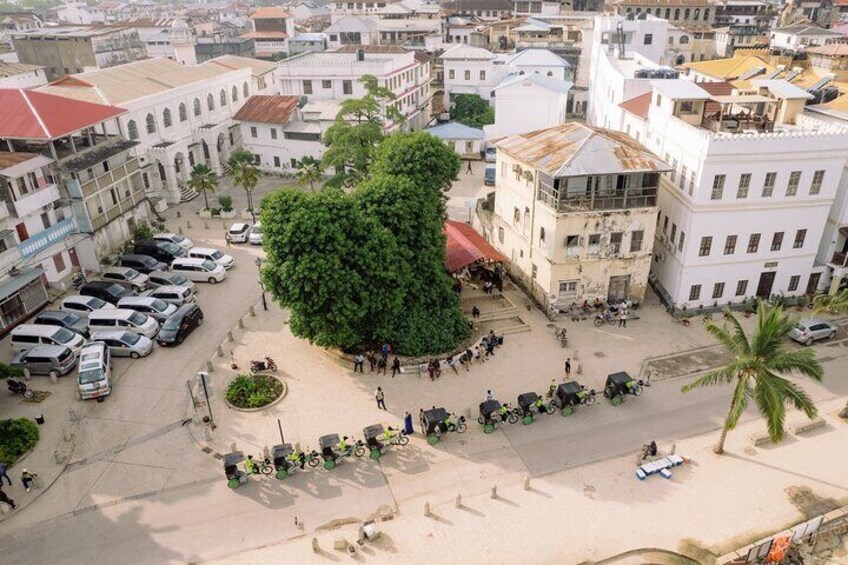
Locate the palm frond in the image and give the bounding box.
[768,348,824,382]
[722,308,751,357]
[704,320,746,358]
[753,373,787,442]
[682,366,737,393]
[725,377,753,429]
[767,373,819,420]
[813,290,848,315]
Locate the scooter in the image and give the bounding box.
[250,356,277,373]
[7,379,34,399]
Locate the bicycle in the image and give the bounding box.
[554,327,568,347]
[248,456,274,475]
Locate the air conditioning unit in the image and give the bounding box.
[512,164,521,173]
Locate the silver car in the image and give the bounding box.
[90,330,153,359]
[789,318,837,346]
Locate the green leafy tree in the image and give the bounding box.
[0,362,24,381]
[188,163,217,211]
[682,302,823,454]
[228,150,260,222]
[450,94,495,128]
[294,156,324,192]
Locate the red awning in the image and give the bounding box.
[444,220,507,272]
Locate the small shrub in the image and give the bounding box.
[0,418,40,465]
[226,374,282,409]
[132,222,154,243]
[210,208,221,217]
[218,195,233,212]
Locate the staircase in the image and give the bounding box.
[178,184,199,203]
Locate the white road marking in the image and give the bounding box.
[593,329,635,341]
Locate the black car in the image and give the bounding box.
[119,254,168,274]
[133,240,187,264]
[33,310,89,336]
[156,303,204,346]
[79,281,133,305]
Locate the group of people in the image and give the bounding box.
[353,342,402,378]
[0,463,37,511]
[569,298,633,327]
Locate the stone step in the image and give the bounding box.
[501,323,532,335]
[472,307,519,322]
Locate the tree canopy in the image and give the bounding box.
[262,131,467,355]
[450,94,495,128]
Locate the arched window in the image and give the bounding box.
[146,113,156,134]
[163,108,172,128]
[680,35,689,44]
[665,8,670,19]
[179,103,187,122]
[674,8,680,19]
[547,71,553,76]
[220,89,226,107]
[684,8,690,19]
[646,8,651,14]
[127,120,138,140]
[193,98,201,116]
[704,8,710,20]
[694,8,700,20]
[243,82,249,98]
[207,93,214,111]
[232,85,238,102]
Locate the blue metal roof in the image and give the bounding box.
[425,121,485,140]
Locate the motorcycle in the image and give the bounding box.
[72,271,87,290]
[594,310,617,327]
[250,356,277,373]
[7,379,34,399]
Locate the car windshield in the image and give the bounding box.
[209,250,223,260]
[795,324,809,332]
[122,332,141,345]
[78,368,104,384]
[87,297,107,309]
[170,274,187,285]
[128,312,147,325]
[201,259,216,271]
[163,315,182,330]
[125,269,140,279]
[108,284,126,296]
[151,299,168,312]
[172,235,185,243]
[60,312,81,325]
[53,327,76,344]
[161,242,180,254]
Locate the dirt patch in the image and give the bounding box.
[23,390,52,403]
[785,486,843,519]
[645,346,735,382]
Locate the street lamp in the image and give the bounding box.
[255,257,267,311]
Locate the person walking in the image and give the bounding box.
[419,408,426,435]
[380,342,390,360]
[377,356,387,375]
[434,359,442,379]
[367,351,377,372]
[472,305,480,319]
[446,356,459,375]
[0,462,11,487]
[465,160,473,174]
[565,358,572,379]
[20,470,36,492]
[404,411,414,435]
[375,387,386,410]
[391,356,401,378]
[618,309,628,328]
[353,354,364,373]
[427,360,435,381]
[0,488,15,510]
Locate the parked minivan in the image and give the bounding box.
[11,345,77,378]
[147,270,197,293]
[484,164,496,186]
[187,247,234,270]
[100,266,149,292]
[118,254,168,274]
[77,341,111,400]
[170,258,226,284]
[90,330,153,359]
[153,232,193,250]
[33,310,89,336]
[80,281,134,304]
[133,240,188,264]
[87,309,159,338]
[10,324,87,354]
[117,296,178,322]
[157,304,204,346]
[142,285,196,306]
[60,295,116,319]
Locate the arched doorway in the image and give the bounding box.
[676,55,685,65]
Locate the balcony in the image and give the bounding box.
[13,183,60,218]
[19,218,77,259]
[831,251,848,268]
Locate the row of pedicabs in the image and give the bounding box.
[223,372,645,489]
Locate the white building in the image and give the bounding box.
[323,17,380,50]
[769,24,844,53]
[0,62,47,89]
[38,56,277,204]
[484,73,571,139]
[276,46,432,131]
[424,121,485,157]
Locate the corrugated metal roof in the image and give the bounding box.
[493,123,669,178]
[494,73,572,94]
[233,95,300,125]
[0,62,44,78]
[204,55,277,76]
[506,49,570,68]
[0,89,126,140]
[749,79,814,100]
[444,220,507,272]
[440,44,497,60]
[426,121,485,140]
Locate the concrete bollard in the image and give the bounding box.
[203,221,209,229]
[217,344,224,357]
[187,221,192,229]
[68,407,80,422]
[222,220,227,230]
[227,330,234,342]
[491,485,497,499]
[49,371,59,385]
[455,494,462,508]
[524,476,531,491]
[263,446,270,459]
[205,360,214,373]
[576,363,583,375]
[230,442,237,452]
[238,318,245,329]
[572,350,579,361]
[464,407,471,419]
[424,502,432,516]
[312,538,319,553]
[670,443,677,455]
[23,368,31,381]
[248,305,256,317]
[176,211,181,219]
[178,226,184,235]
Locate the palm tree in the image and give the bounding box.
[188,163,217,211]
[682,301,823,454]
[294,156,323,192]
[228,150,260,223]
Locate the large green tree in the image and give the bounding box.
[450,94,494,128]
[682,302,823,454]
[261,131,467,355]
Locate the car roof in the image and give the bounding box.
[229,223,250,231]
[151,285,190,293]
[149,270,178,279]
[79,342,107,366]
[153,233,177,239]
[102,266,135,274]
[118,296,158,305]
[121,254,158,262]
[12,324,64,336]
[63,295,98,305]
[83,280,121,289]
[189,247,217,254]
[89,308,137,319]
[90,330,135,340]
[36,310,73,320]
[172,303,199,317]
[798,318,831,326]
[19,344,70,356]
[173,257,208,265]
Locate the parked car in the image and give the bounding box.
[117,296,178,322]
[170,258,226,284]
[60,295,116,319]
[77,341,111,400]
[133,240,188,264]
[80,281,133,305]
[226,222,252,244]
[10,324,87,355]
[153,232,193,250]
[118,254,168,275]
[11,345,77,378]
[147,270,197,294]
[187,247,234,270]
[33,310,89,336]
[100,266,149,292]
[88,309,159,338]
[484,145,496,162]
[157,304,204,346]
[789,319,837,346]
[141,285,196,306]
[90,330,153,359]
[249,222,262,245]
[484,164,496,186]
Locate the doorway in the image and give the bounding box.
[806,272,821,295]
[608,274,631,303]
[756,271,776,298]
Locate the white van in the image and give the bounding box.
[187,247,234,270]
[117,296,178,322]
[77,341,112,400]
[170,258,226,284]
[87,309,159,338]
[10,324,87,355]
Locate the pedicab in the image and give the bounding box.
[271,443,304,479]
[362,424,409,460]
[423,407,466,445]
[552,381,597,416]
[603,372,643,406]
[516,392,553,424]
[224,451,249,489]
[318,433,364,470]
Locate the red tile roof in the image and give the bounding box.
[0,89,126,140]
[619,92,652,119]
[250,7,290,19]
[807,43,848,57]
[696,80,735,115]
[444,220,507,272]
[233,95,300,125]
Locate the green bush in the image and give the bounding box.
[210,208,221,216]
[226,374,282,409]
[0,418,40,465]
[132,222,154,243]
[218,195,233,212]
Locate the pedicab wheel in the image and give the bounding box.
[585,395,597,407]
[455,422,467,433]
[307,458,320,468]
[369,449,382,460]
[507,412,519,424]
[323,459,336,470]
[522,415,534,425]
[560,406,573,417]
[23,389,34,399]
[633,385,644,396]
[276,469,288,480]
[477,416,485,425]
[607,317,616,326]
[397,435,409,446]
[260,464,274,475]
[610,395,622,406]
[427,434,440,446]
[593,318,603,327]
[483,423,495,434]
[354,446,366,458]
[227,478,241,489]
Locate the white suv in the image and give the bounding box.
[226,223,252,244]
